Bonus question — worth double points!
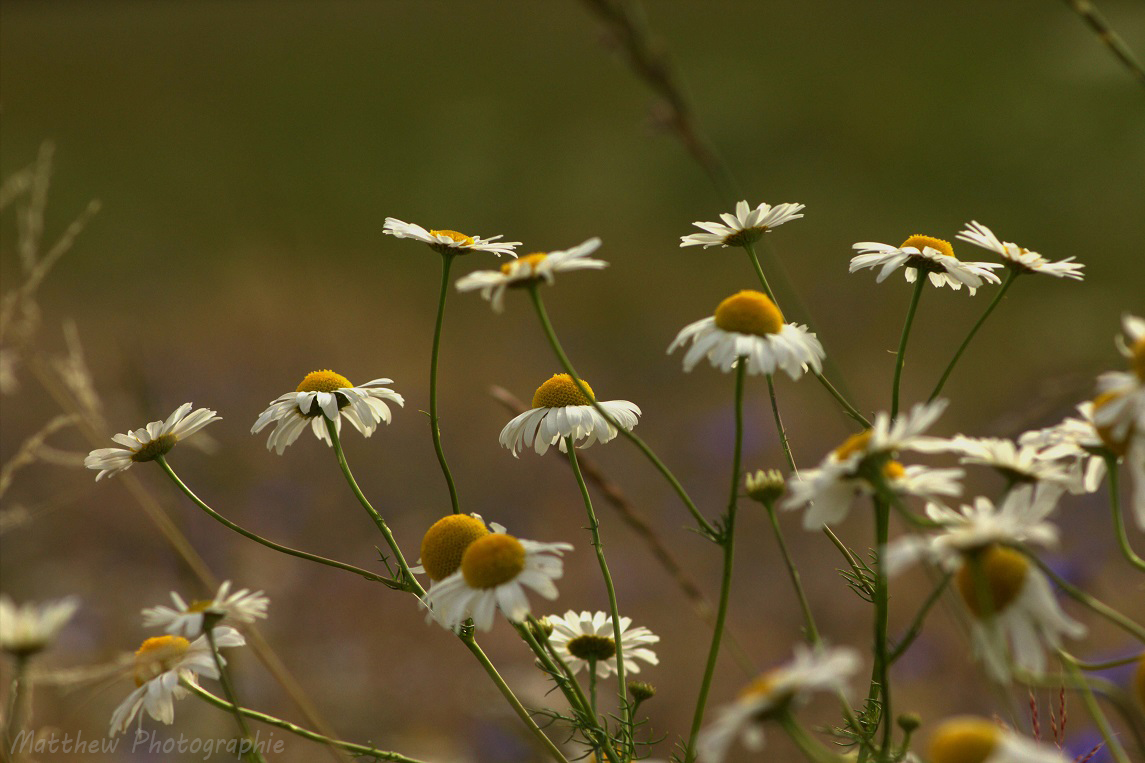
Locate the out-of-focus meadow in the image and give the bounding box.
[2,1,1143,761]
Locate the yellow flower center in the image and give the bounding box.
[1093,391,1133,456]
[532,373,595,408]
[901,234,955,258]
[185,599,215,614]
[1132,336,1145,381]
[834,429,873,461]
[567,634,617,662]
[713,290,784,336]
[133,635,191,687]
[928,717,1000,763]
[420,514,490,581]
[738,672,778,701]
[882,460,906,480]
[956,545,1029,619]
[502,252,548,276]
[429,229,475,247]
[132,434,178,463]
[737,671,791,720]
[296,370,353,393]
[461,534,527,589]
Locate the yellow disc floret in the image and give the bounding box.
[713,290,784,336]
[502,252,548,277]
[461,533,527,589]
[421,514,490,581]
[532,373,595,408]
[928,717,1000,763]
[296,370,353,393]
[882,460,906,480]
[133,635,191,686]
[956,545,1029,619]
[901,234,955,258]
[736,671,790,720]
[429,229,475,247]
[834,430,873,461]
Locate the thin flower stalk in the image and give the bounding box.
[430,251,461,514]
[763,499,821,646]
[888,572,952,663]
[155,457,394,586]
[777,713,851,763]
[205,623,265,763]
[2,655,29,753]
[892,277,926,420]
[685,361,746,762]
[1105,454,1145,572]
[527,284,717,538]
[871,493,894,757]
[1027,552,1145,643]
[565,436,630,735]
[929,269,1017,401]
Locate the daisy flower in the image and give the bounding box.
[84,404,220,481]
[383,217,521,257]
[668,290,825,379]
[783,399,952,528]
[0,595,79,657]
[141,581,269,638]
[957,221,1085,280]
[109,627,245,736]
[499,373,640,457]
[545,610,660,678]
[1093,314,1145,444]
[455,237,606,313]
[696,645,860,763]
[251,370,403,454]
[937,436,1076,489]
[1018,402,1108,495]
[422,532,572,631]
[680,200,805,249]
[850,234,1003,294]
[928,716,1073,763]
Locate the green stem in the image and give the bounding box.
[459,633,573,763]
[868,495,893,760]
[3,654,28,754]
[684,362,746,762]
[325,421,423,596]
[764,501,821,645]
[566,437,629,740]
[1105,454,1145,571]
[1072,652,1145,670]
[183,680,432,762]
[889,572,952,663]
[778,713,850,763]
[928,269,1017,402]
[206,626,265,763]
[743,242,778,304]
[1059,651,1133,763]
[430,252,461,514]
[892,277,926,420]
[1026,552,1145,642]
[156,457,393,585]
[528,285,717,538]
[766,373,797,474]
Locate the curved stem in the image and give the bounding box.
[892,278,926,420]
[766,373,796,473]
[206,626,265,763]
[684,362,746,762]
[742,242,778,303]
[566,438,629,740]
[928,269,1016,402]
[778,712,851,763]
[459,633,573,763]
[1026,552,1145,642]
[183,680,432,762]
[528,285,716,538]
[429,252,461,514]
[325,421,423,596]
[765,501,821,645]
[156,457,392,585]
[1059,650,1133,763]
[1105,454,1145,571]
[889,572,952,663]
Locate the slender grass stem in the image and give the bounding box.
[429,252,461,514]
[684,362,745,762]
[528,285,716,538]
[766,373,796,473]
[156,457,392,585]
[1060,650,1134,763]
[928,269,1016,402]
[764,501,821,645]
[566,437,629,740]
[325,421,422,596]
[892,278,926,420]
[184,680,433,762]
[1105,454,1145,571]
[206,625,266,763]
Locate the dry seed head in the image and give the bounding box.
[713,290,784,336]
[421,514,490,581]
[532,373,595,408]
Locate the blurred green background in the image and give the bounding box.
[2,1,1143,761]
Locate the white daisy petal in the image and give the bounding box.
[85,405,221,480]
